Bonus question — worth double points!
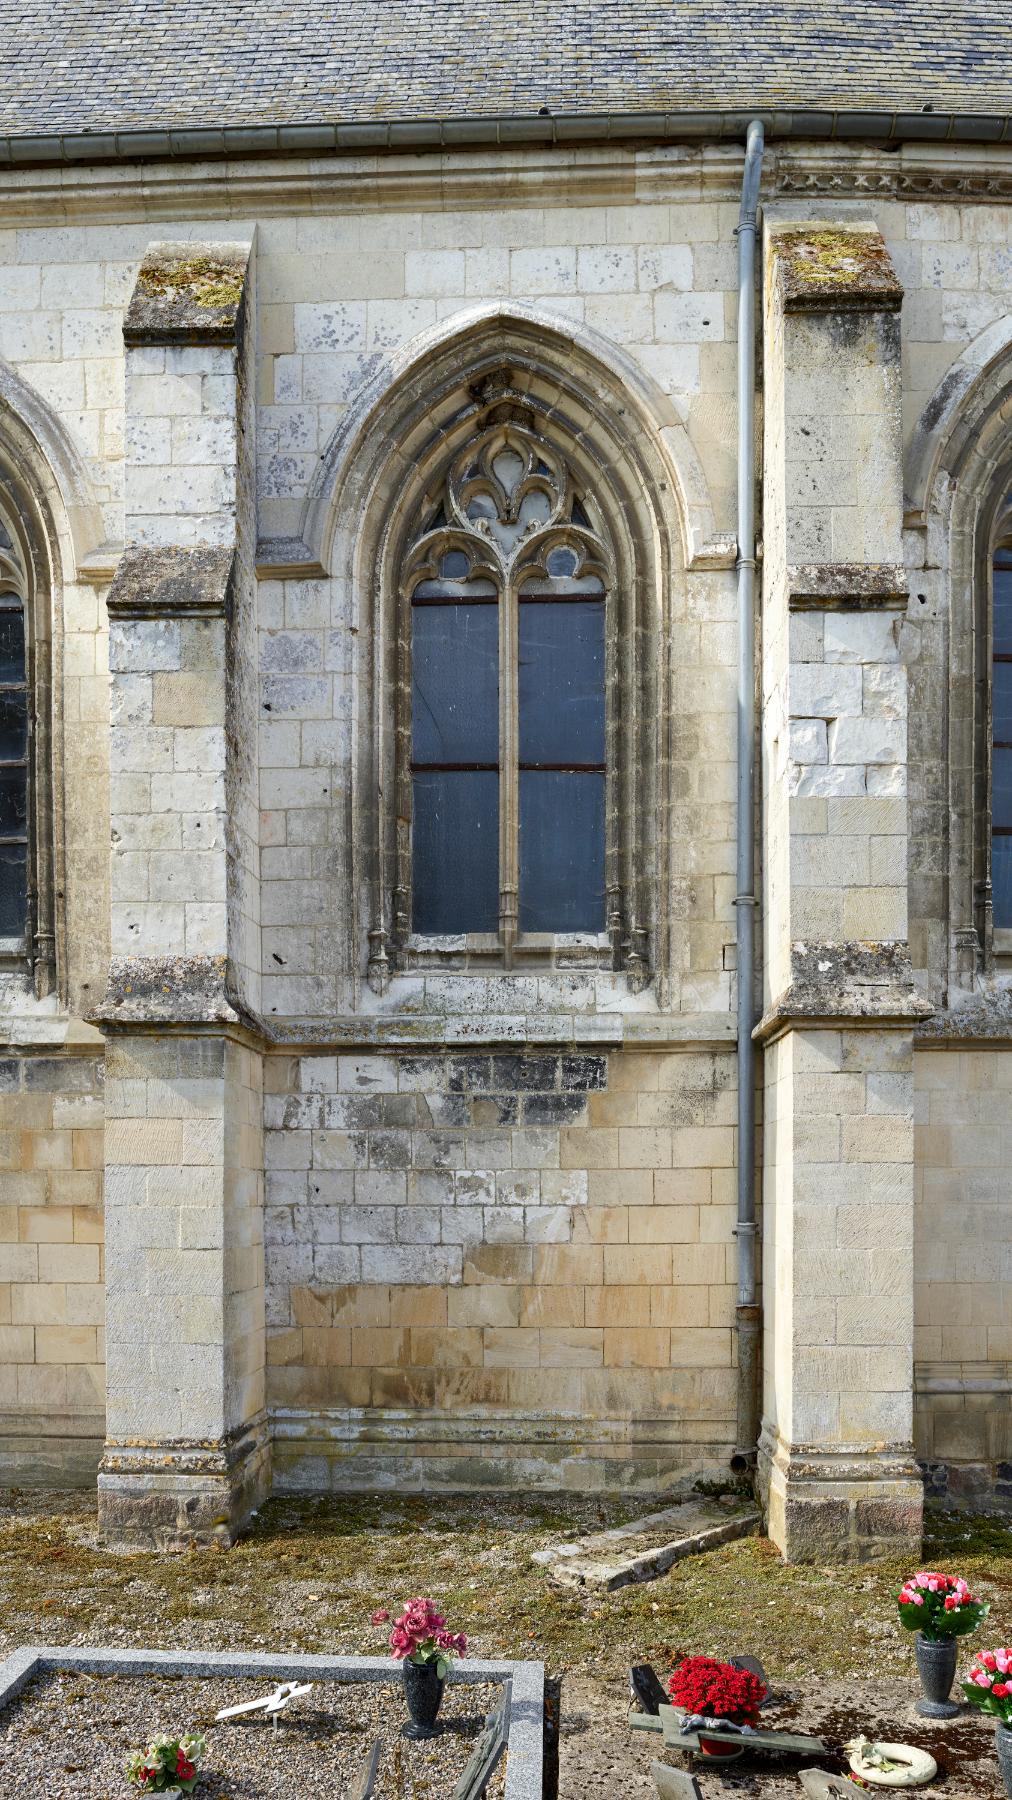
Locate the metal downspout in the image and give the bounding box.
[731,118,765,1473]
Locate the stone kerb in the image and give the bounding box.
[0,1648,544,1800]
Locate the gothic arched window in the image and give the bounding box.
[400,411,611,965]
[0,513,29,944]
[992,534,1012,932]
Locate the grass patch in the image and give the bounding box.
[1,1491,1011,1687]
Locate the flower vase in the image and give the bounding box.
[915,1634,960,1717]
[402,1657,445,1740]
[698,1736,744,1761]
[997,1722,1012,1799]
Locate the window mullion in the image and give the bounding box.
[499,576,519,966]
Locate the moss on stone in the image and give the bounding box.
[2,1489,1010,1686]
[137,254,243,310]
[774,226,903,309]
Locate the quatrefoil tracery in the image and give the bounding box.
[404,416,612,596]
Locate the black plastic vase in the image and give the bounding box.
[402,1656,445,1740]
[997,1721,1012,1798]
[915,1634,959,1718]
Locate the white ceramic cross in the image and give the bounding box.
[215,1681,315,1730]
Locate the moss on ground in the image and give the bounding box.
[1,1490,1010,1686]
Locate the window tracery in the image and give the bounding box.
[369,387,653,988]
[0,511,29,946]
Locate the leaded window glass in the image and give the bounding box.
[402,416,611,960]
[0,515,28,944]
[993,543,1012,929]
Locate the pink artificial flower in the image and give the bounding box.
[975,1672,992,1687]
[371,1609,390,1625]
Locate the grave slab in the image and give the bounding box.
[650,1761,704,1799]
[532,1498,760,1590]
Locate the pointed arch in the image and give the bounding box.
[0,358,108,579]
[906,324,1012,998]
[301,301,724,577]
[311,302,708,1006]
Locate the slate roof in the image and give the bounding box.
[0,0,1009,142]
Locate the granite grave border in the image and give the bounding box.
[0,1647,544,1799]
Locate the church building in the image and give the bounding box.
[1,2,1010,1559]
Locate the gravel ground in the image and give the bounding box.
[3,1490,1012,1800]
[557,1669,1008,1798]
[1,1669,508,1800]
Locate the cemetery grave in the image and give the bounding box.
[2,1489,1012,1797]
[0,1649,542,1800]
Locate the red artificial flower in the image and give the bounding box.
[667,1656,767,1726]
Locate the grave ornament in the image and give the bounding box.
[630,1663,670,1716]
[845,1737,939,1787]
[215,1680,314,1730]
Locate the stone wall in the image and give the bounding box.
[265,1045,739,1490]
[0,142,1011,1537]
[0,1050,105,1482]
[914,1047,1012,1505]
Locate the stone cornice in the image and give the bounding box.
[754,942,933,1044]
[768,219,903,313]
[90,955,261,1038]
[787,563,908,608]
[105,546,235,618]
[0,140,1010,227]
[916,986,1012,1046]
[123,239,252,347]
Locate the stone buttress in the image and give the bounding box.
[757,220,931,1559]
[94,240,269,1547]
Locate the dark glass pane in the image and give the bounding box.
[0,767,27,837]
[520,770,605,932]
[995,661,1012,744]
[413,770,499,933]
[0,608,25,683]
[412,603,499,765]
[0,842,26,936]
[994,837,1012,931]
[519,600,605,766]
[0,691,27,761]
[995,747,1012,828]
[995,557,1012,657]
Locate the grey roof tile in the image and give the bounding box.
[0,1,1008,140]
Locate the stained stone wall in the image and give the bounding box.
[0,138,1011,1543]
[264,1047,739,1490]
[0,1050,105,1483]
[914,1048,1012,1505]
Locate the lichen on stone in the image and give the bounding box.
[773,225,903,311]
[137,253,243,309]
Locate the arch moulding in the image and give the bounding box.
[295,300,727,1009]
[297,302,730,578]
[905,322,1012,1004]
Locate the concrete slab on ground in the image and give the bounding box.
[532,1497,760,1591]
